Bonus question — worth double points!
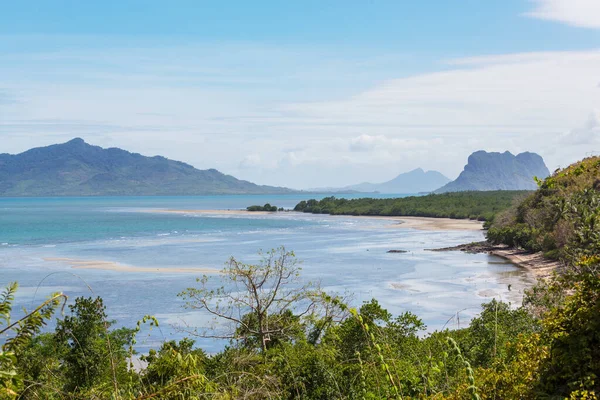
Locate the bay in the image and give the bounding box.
[0,194,532,352]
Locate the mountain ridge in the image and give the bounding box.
[0,138,293,196]
[311,168,451,194]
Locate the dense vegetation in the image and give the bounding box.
[246,203,281,212]
[2,157,599,399]
[294,191,528,221]
[487,156,600,259]
[3,248,599,398]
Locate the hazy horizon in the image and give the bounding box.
[2,1,599,189]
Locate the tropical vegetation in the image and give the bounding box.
[294,191,528,221]
[487,156,600,259]
[246,203,281,212]
[1,157,599,399]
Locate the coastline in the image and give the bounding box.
[489,249,562,279]
[146,209,484,231]
[429,242,562,279]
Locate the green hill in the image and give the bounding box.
[0,138,293,196]
[487,156,600,259]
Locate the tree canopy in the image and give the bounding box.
[294,191,528,221]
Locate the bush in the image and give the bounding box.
[246,203,279,212]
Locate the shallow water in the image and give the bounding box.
[0,195,533,352]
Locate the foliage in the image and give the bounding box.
[294,191,528,221]
[0,282,65,399]
[139,339,215,399]
[53,297,134,394]
[458,299,539,368]
[536,256,600,397]
[246,203,280,212]
[4,157,600,400]
[487,156,600,259]
[179,246,323,352]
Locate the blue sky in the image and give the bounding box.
[1,0,600,188]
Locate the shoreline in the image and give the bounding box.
[490,249,562,279]
[429,242,562,279]
[146,209,484,231]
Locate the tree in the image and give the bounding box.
[460,299,539,368]
[179,247,321,352]
[0,282,65,399]
[54,296,132,393]
[139,339,213,398]
[538,256,600,397]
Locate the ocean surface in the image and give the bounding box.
[0,195,533,352]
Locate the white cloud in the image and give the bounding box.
[524,0,600,28]
[349,134,386,151]
[559,111,600,145]
[349,134,443,153]
[3,38,600,188]
[239,154,262,169]
[273,50,600,181]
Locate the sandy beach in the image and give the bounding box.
[488,249,562,279]
[43,257,220,274]
[147,209,484,231]
[429,242,562,279]
[381,216,483,231]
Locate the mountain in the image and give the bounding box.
[343,168,451,193]
[0,138,293,196]
[306,168,450,194]
[434,150,550,193]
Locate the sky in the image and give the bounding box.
[1,0,600,189]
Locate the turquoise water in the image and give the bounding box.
[0,195,532,352]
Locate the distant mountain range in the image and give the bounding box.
[311,168,451,194]
[0,139,551,197]
[434,150,550,193]
[0,138,293,196]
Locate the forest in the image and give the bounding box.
[1,158,599,399]
[293,191,528,221]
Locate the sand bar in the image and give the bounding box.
[147,209,484,231]
[148,209,273,215]
[44,257,220,274]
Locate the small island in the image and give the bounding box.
[246,203,282,212]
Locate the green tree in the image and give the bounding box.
[0,282,65,399]
[538,256,600,397]
[460,300,539,368]
[180,247,322,352]
[139,338,214,399]
[54,296,132,393]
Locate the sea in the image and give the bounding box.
[0,194,533,352]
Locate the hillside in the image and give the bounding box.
[487,155,600,259]
[0,138,293,196]
[342,168,450,193]
[435,150,550,193]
